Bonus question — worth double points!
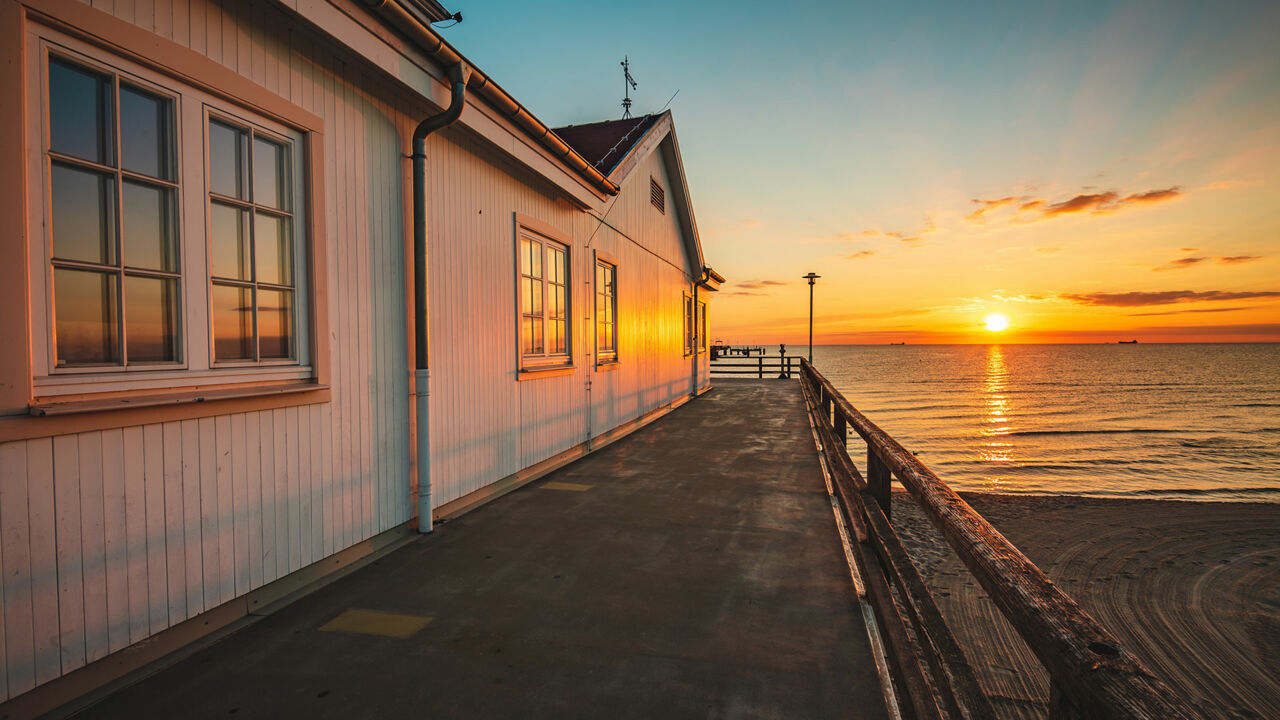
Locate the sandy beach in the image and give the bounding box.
[892,492,1280,720]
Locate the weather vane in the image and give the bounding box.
[621,56,638,119]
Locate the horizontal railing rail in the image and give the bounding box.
[797,358,1200,720]
[709,355,801,378]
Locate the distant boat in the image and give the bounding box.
[1119,340,1138,344]
[890,342,905,345]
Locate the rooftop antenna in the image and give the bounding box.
[621,56,638,119]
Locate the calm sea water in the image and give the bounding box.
[800,343,1280,501]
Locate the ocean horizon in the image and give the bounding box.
[785,342,1279,502]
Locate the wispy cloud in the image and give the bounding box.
[734,279,788,290]
[1154,255,1265,271]
[1124,188,1181,204]
[965,196,1019,221]
[1061,290,1280,307]
[1153,256,1211,271]
[845,250,876,260]
[965,185,1184,223]
[859,216,936,244]
[1043,191,1121,215]
[1129,306,1250,317]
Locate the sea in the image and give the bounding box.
[798,343,1280,501]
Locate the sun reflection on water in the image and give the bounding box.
[980,345,1015,489]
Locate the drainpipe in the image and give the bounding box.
[412,63,468,533]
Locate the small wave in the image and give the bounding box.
[1234,403,1280,408]
[1108,486,1280,498]
[1003,428,1182,437]
[1180,437,1269,450]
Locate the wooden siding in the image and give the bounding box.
[427,130,709,506]
[0,0,412,700]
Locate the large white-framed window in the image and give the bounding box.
[518,228,571,370]
[26,34,314,402]
[595,257,618,365]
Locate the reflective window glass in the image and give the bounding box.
[54,269,119,365]
[123,180,177,272]
[51,163,117,264]
[120,85,173,179]
[125,275,179,362]
[48,58,113,165]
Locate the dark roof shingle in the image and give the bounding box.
[551,114,662,175]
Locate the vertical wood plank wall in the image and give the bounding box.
[428,130,709,507]
[1,0,711,702]
[0,0,412,700]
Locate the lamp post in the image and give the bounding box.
[802,272,820,363]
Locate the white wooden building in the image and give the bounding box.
[0,0,720,709]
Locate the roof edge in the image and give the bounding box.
[360,0,619,197]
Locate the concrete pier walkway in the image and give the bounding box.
[78,381,890,719]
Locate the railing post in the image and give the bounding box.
[834,410,847,447]
[757,356,763,378]
[867,447,891,520]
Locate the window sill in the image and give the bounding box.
[595,360,620,372]
[1,381,331,443]
[517,365,576,380]
[29,381,328,416]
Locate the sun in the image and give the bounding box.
[984,313,1010,332]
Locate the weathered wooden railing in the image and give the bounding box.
[797,359,1200,720]
[709,355,801,378]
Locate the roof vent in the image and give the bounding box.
[650,177,665,214]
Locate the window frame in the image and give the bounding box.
[594,252,618,367]
[682,291,695,357]
[7,15,330,432]
[514,215,574,375]
[697,298,707,354]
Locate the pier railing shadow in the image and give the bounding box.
[797,359,1201,720]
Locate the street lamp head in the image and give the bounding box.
[803,272,820,286]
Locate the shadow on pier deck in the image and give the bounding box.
[78,380,891,719]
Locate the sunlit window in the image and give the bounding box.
[46,56,180,367]
[595,259,617,364]
[683,292,695,356]
[519,230,570,367]
[208,116,297,362]
[697,299,707,353]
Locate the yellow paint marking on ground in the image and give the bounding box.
[541,481,594,492]
[318,609,432,639]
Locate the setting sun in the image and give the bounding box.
[984,313,1010,332]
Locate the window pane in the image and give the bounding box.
[550,285,564,319]
[54,268,119,366]
[209,120,247,199]
[254,213,292,285]
[527,277,542,316]
[125,275,179,362]
[551,318,566,354]
[120,85,173,180]
[530,318,543,354]
[549,247,564,284]
[520,238,532,276]
[123,181,177,272]
[48,58,113,165]
[210,202,250,280]
[252,136,287,210]
[211,283,253,360]
[51,162,117,265]
[258,289,293,359]
[530,241,542,279]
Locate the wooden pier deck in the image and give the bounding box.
[74,381,891,719]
